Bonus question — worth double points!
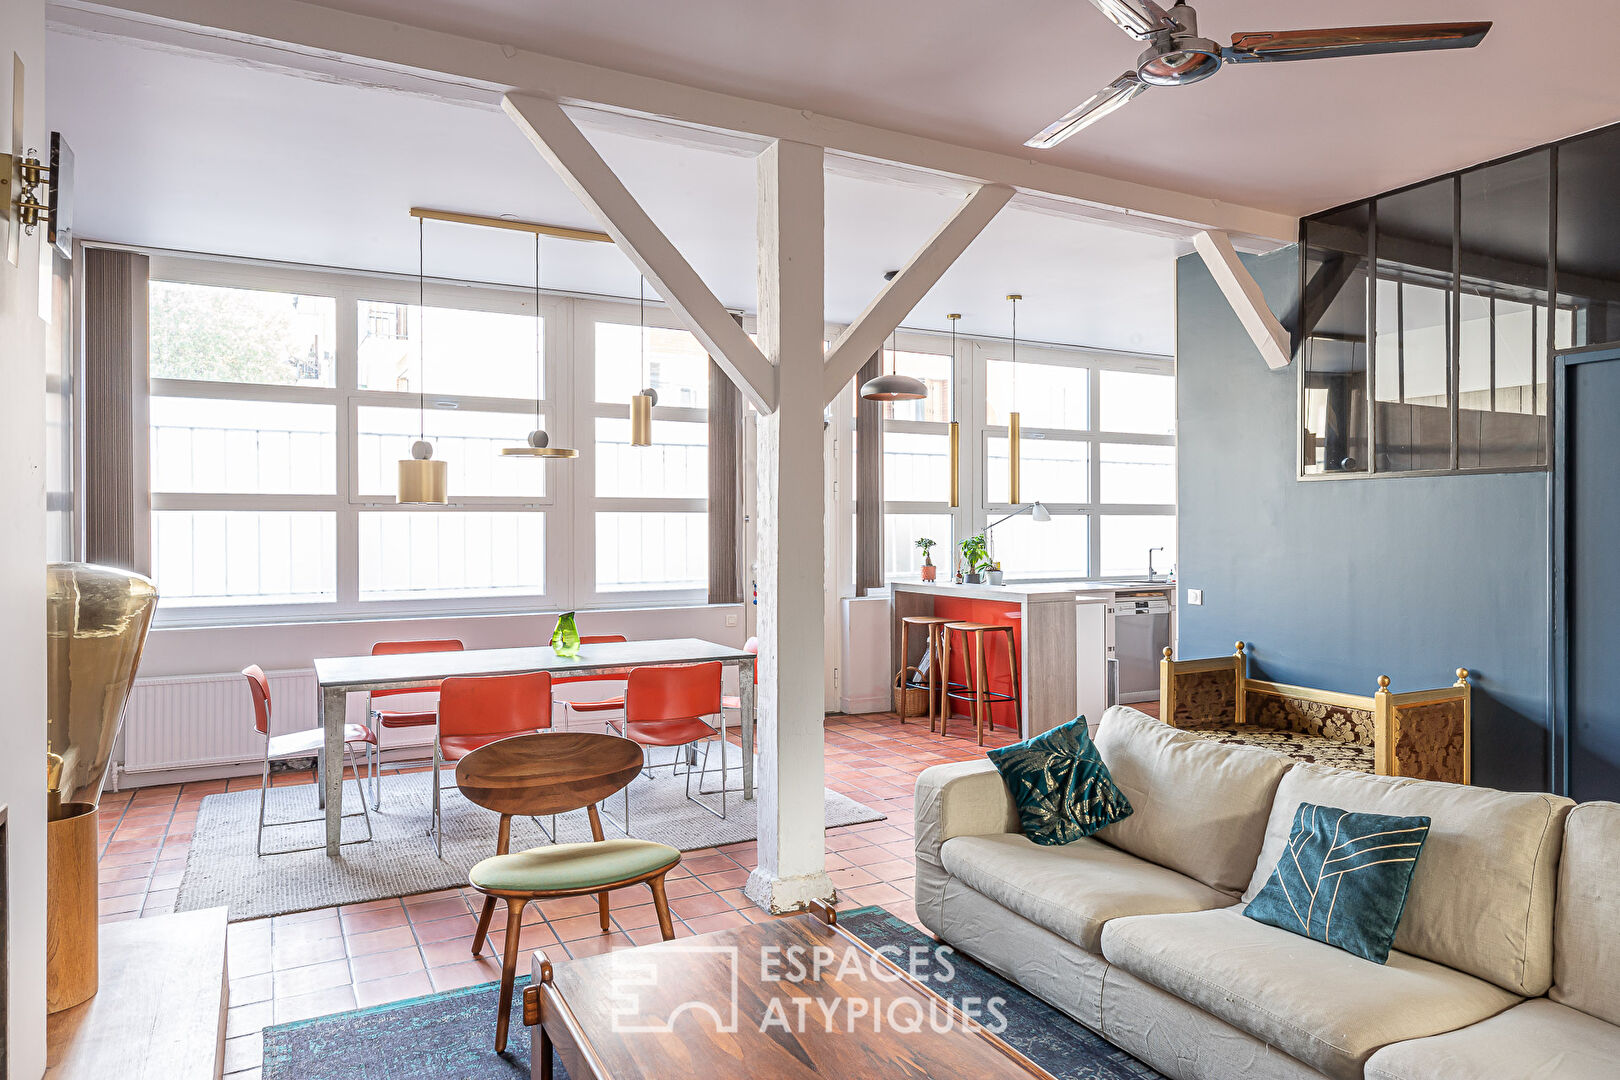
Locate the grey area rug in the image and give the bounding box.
[262,906,1163,1080]
[177,749,884,921]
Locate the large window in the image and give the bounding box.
[147,262,711,623]
[874,332,1175,582]
[980,340,1175,581]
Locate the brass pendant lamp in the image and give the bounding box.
[630,276,656,446]
[502,232,578,459]
[1007,294,1022,506]
[947,313,961,509]
[398,217,449,503]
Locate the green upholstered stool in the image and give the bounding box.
[455,731,682,1052]
[470,839,679,894]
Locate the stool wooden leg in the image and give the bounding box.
[495,897,526,1052]
[598,892,611,931]
[649,874,677,941]
[472,894,497,954]
[926,626,940,733]
[938,630,951,738]
[974,635,989,747]
[1005,630,1023,738]
[898,623,912,723]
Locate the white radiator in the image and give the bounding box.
[122,667,318,775]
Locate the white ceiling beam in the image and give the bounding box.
[823,183,1013,403]
[503,92,777,413]
[1193,229,1292,371]
[62,0,1297,245]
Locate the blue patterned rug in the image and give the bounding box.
[262,905,1162,1079]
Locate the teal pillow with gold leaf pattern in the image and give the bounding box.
[1244,802,1430,964]
[986,718,1132,845]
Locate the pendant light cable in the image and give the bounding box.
[544,234,550,433]
[534,232,542,430]
[640,276,647,388]
[418,216,426,441]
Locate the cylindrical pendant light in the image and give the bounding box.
[947,313,961,509]
[1007,294,1022,506]
[502,232,578,459]
[630,276,656,446]
[399,217,450,503]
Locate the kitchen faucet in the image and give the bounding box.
[1146,547,1166,583]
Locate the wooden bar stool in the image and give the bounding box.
[898,616,952,728]
[939,622,1022,746]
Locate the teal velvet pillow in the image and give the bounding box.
[1245,802,1430,964]
[986,718,1132,846]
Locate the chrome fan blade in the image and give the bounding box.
[1225,22,1491,63]
[1025,73,1149,149]
[1086,0,1177,41]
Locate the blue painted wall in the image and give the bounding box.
[1175,248,1550,792]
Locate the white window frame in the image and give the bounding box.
[143,253,717,626]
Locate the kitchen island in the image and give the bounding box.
[890,579,1175,739]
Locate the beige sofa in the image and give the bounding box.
[914,705,1620,1079]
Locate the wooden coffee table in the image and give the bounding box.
[522,901,1054,1079]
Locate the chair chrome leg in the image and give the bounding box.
[345,743,375,843]
[256,755,270,857]
[370,741,381,811]
[432,742,443,859]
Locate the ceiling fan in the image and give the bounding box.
[1027,1,1491,149]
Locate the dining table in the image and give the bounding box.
[311,637,757,856]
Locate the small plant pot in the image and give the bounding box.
[986,570,1004,586]
[920,564,936,582]
[965,572,981,584]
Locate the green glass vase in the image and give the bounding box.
[551,611,581,658]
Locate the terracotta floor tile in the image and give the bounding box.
[354,970,434,1008]
[410,912,480,944]
[421,936,493,967]
[273,958,353,998]
[668,891,734,920]
[427,959,502,993]
[271,934,347,971]
[274,985,358,1025]
[230,972,274,1007]
[348,947,425,983]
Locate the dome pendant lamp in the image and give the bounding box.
[398,217,449,504]
[860,276,927,401]
[1007,293,1023,506]
[502,233,578,459]
[630,277,656,446]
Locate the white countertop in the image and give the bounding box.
[889,578,1175,602]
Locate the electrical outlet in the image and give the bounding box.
[725,612,739,627]
[1186,588,1203,606]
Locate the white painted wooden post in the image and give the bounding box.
[745,138,835,913]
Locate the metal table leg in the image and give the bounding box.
[323,685,346,856]
[739,656,755,801]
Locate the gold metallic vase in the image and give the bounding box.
[45,562,158,1012]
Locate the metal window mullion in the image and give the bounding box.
[1368,200,1381,475]
[1450,174,1462,472]
[335,289,360,605]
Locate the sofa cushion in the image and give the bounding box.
[1092,705,1292,895]
[1100,906,1521,1080]
[986,719,1133,845]
[1365,998,1620,1080]
[1245,802,1430,964]
[1242,763,1572,996]
[940,832,1233,953]
[1550,801,1620,1025]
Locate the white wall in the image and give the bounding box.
[1,0,50,1074]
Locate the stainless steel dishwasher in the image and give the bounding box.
[1113,592,1172,702]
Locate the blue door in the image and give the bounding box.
[1555,346,1620,800]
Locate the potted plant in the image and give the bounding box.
[959,533,989,584]
[915,537,938,581]
[986,561,1004,586]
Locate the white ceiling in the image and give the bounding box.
[46,28,1182,352]
[264,0,1620,217]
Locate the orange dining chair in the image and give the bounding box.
[607,661,726,834]
[553,634,629,730]
[433,670,553,858]
[367,638,465,810]
[242,664,376,856]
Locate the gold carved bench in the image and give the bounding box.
[1159,643,1471,785]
